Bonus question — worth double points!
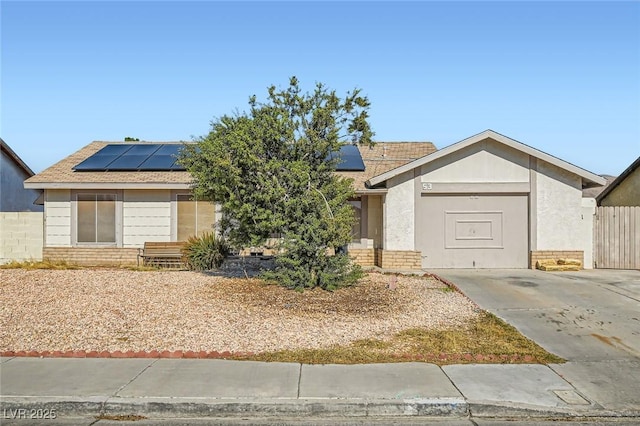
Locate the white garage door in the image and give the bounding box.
[417,194,528,268]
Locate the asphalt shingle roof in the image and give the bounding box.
[25,141,437,192]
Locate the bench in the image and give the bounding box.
[138,242,186,268]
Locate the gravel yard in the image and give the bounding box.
[0,269,480,353]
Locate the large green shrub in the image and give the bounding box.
[183,232,231,271]
[179,77,373,290]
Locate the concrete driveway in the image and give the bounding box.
[430,268,640,413]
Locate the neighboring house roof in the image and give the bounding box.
[1,138,36,177]
[596,156,640,204]
[582,175,616,198]
[367,129,606,189]
[24,140,437,192]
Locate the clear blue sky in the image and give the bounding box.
[2,1,639,176]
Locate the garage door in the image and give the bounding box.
[417,194,528,268]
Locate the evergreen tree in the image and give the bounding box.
[180,77,373,290]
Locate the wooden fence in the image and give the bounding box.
[594,206,640,269]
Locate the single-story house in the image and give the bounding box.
[24,130,606,269]
[596,156,640,207]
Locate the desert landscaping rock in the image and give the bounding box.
[0,269,479,354]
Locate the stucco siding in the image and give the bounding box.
[384,171,415,250]
[534,160,583,250]
[123,190,171,247]
[419,140,530,184]
[44,189,71,246]
[600,166,640,207]
[580,198,596,269]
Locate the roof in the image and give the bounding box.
[338,142,437,192]
[583,175,616,198]
[1,138,35,177]
[24,142,193,189]
[367,129,607,189]
[24,140,437,192]
[596,156,640,203]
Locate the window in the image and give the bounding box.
[77,193,116,243]
[349,200,362,241]
[176,194,215,241]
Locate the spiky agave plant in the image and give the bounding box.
[183,232,231,271]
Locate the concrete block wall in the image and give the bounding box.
[43,247,139,266]
[529,250,584,269]
[375,249,422,270]
[0,212,43,263]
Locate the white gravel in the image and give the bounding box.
[0,269,480,353]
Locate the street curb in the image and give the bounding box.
[0,351,541,363]
[466,401,624,419]
[1,396,469,419]
[4,397,639,420]
[0,350,250,359]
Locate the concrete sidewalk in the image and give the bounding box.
[1,357,629,422]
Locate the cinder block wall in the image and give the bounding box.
[530,250,584,269]
[43,247,139,266]
[0,212,43,263]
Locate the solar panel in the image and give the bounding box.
[155,144,183,155]
[92,144,134,156]
[169,161,186,171]
[139,155,179,170]
[333,145,365,171]
[124,144,161,155]
[74,155,121,171]
[73,143,188,171]
[106,155,151,170]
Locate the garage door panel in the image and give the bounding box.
[418,195,528,268]
[445,211,503,249]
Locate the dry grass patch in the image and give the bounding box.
[237,312,564,365]
[0,259,82,270]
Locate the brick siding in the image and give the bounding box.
[43,247,139,266]
[374,249,422,270]
[348,248,375,267]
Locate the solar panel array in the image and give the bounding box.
[73,144,186,171]
[74,143,366,172]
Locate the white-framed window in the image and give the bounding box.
[75,192,118,244]
[175,193,216,241]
